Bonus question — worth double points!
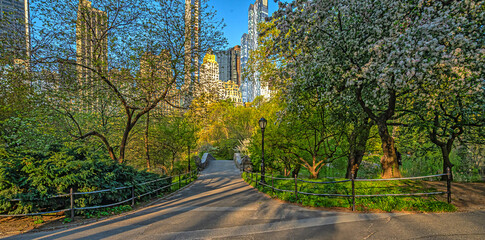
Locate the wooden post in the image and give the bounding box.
[255,173,258,187]
[271,174,274,193]
[351,173,355,211]
[447,167,452,204]
[156,177,159,196]
[131,185,135,207]
[179,173,181,190]
[294,174,298,201]
[70,188,74,220]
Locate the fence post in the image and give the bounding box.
[179,173,181,190]
[131,185,135,207]
[294,174,299,201]
[156,177,159,196]
[271,174,274,193]
[447,167,452,204]
[70,188,74,220]
[351,173,355,211]
[256,173,258,187]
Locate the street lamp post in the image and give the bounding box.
[259,117,267,184]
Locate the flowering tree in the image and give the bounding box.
[271,0,484,178]
[25,0,225,164]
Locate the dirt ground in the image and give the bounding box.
[425,181,485,212]
[0,181,484,236]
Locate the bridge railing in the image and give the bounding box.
[243,168,452,211]
[0,170,198,218]
[198,153,215,170]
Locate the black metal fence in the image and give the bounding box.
[244,168,452,211]
[0,170,198,218]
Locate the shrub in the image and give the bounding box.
[0,146,170,215]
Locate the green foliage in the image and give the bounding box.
[170,173,197,192]
[0,146,169,215]
[188,98,261,161]
[62,217,72,224]
[242,172,455,212]
[84,205,133,219]
[32,216,44,225]
[451,145,484,182]
[149,115,197,174]
[212,138,238,160]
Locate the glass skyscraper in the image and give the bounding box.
[215,45,241,86]
[240,0,268,103]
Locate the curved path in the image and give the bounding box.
[4,161,485,239]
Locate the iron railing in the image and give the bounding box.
[0,170,198,218]
[244,167,452,211]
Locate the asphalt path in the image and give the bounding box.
[3,160,484,240]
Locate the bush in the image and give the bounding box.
[0,146,170,215]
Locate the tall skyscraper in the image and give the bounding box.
[140,50,183,116]
[184,0,192,88]
[240,0,268,103]
[231,45,242,86]
[76,0,107,110]
[140,50,172,93]
[216,50,230,82]
[184,0,200,108]
[199,49,222,100]
[0,0,30,63]
[76,0,107,85]
[215,45,241,86]
[240,34,249,102]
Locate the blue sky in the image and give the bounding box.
[208,0,288,48]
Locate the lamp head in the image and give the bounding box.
[259,117,267,130]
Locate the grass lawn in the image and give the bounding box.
[242,172,456,212]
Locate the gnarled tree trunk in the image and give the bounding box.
[429,114,458,181]
[346,118,372,179]
[357,87,401,178]
[439,146,454,181]
[377,121,401,178]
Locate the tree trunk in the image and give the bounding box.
[310,156,318,179]
[346,148,365,179]
[118,126,131,164]
[171,152,175,176]
[346,118,372,179]
[119,111,138,164]
[187,145,190,173]
[356,87,400,178]
[440,145,454,181]
[310,169,318,179]
[107,147,117,162]
[377,121,402,178]
[145,112,151,171]
[292,164,301,178]
[429,114,458,181]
